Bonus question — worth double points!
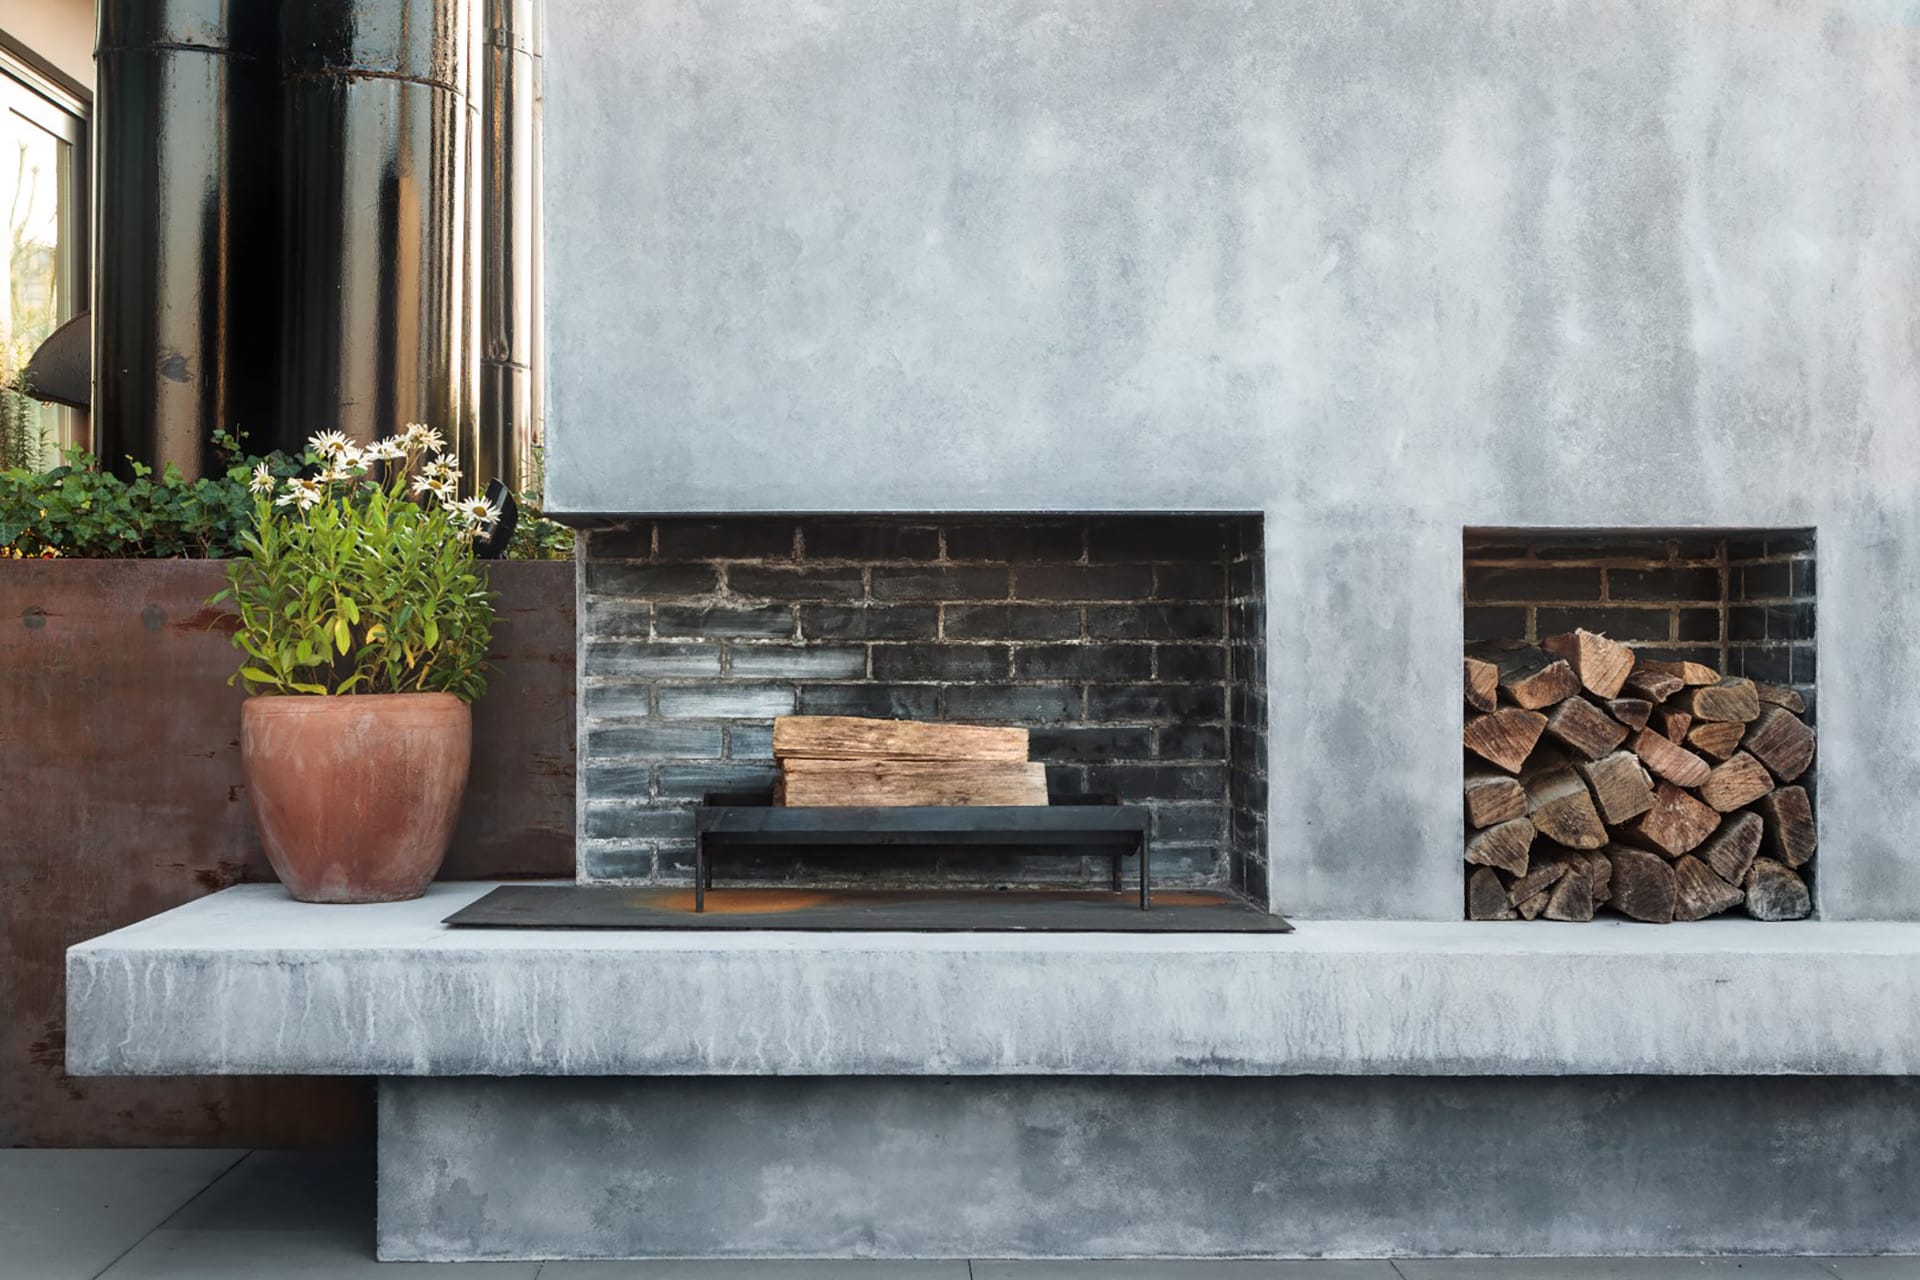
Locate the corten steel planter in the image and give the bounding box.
[242,693,474,903]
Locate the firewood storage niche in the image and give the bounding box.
[1462,529,1817,923]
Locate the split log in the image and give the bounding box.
[1542,629,1635,700]
[1515,889,1551,920]
[773,715,1030,762]
[1680,677,1761,724]
[1684,720,1746,761]
[1698,751,1775,813]
[1672,855,1745,921]
[1465,817,1535,877]
[778,759,1049,807]
[1586,848,1612,904]
[1465,769,1528,829]
[1624,668,1684,703]
[1466,640,1582,711]
[1604,698,1653,732]
[1624,781,1721,859]
[1543,865,1595,921]
[1464,707,1549,773]
[1635,658,1720,687]
[1464,656,1499,713]
[1574,751,1656,825]
[1468,866,1517,920]
[1544,696,1629,761]
[1630,728,1712,789]
[1755,683,1807,714]
[1757,786,1816,868]
[1521,766,1608,850]
[1653,707,1693,744]
[1506,860,1567,906]
[1742,705,1815,782]
[1745,858,1811,921]
[1605,846,1677,923]
[1696,810,1763,886]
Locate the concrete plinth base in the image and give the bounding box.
[377,1074,1920,1261]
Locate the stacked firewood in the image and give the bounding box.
[1464,632,1815,923]
[772,715,1049,806]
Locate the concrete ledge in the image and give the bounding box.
[67,883,1920,1077]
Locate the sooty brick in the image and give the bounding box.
[943,604,1082,641]
[727,645,868,679]
[872,644,1010,681]
[1153,562,1225,600]
[1087,684,1226,722]
[585,803,696,841]
[1464,565,1602,603]
[1156,724,1228,760]
[582,599,652,636]
[1086,763,1229,802]
[582,762,652,800]
[1155,804,1227,842]
[871,566,1011,601]
[1740,562,1792,600]
[942,684,1081,723]
[1014,644,1152,682]
[1729,606,1767,642]
[1735,646,1792,684]
[800,520,940,562]
[1767,603,1815,641]
[657,684,796,720]
[583,524,654,559]
[1026,726,1154,762]
[585,562,720,598]
[800,605,938,641]
[1156,644,1226,681]
[1463,606,1525,644]
[1013,564,1154,601]
[1675,609,1721,642]
[654,518,797,561]
[1792,559,1815,596]
[726,565,867,600]
[1085,603,1222,641]
[586,724,724,760]
[656,603,794,638]
[942,520,1086,562]
[656,763,782,799]
[1534,607,1670,642]
[1769,531,1816,556]
[580,845,657,880]
[1609,567,1723,602]
[583,641,722,678]
[1087,517,1228,563]
[795,684,941,719]
[583,685,655,720]
[726,723,775,760]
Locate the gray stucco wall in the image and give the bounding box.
[541,0,1920,919]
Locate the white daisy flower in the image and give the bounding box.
[248,462,275,495]
[364,437,408,462]
[453,495,502,532]
[411,472,438,496]
[402,423,446,454]
[307,430,351,458]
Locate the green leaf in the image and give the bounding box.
[239,667,279,686]
[334,616,352,654]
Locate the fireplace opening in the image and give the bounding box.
[577,515,1269,904]
[1462,529,1816,922]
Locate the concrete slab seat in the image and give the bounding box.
[66,883,1920,1078]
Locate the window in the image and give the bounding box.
[1,43,86,461]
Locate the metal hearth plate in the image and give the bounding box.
[444,886,1292,933]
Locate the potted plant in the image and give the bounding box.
[215,425,498,902]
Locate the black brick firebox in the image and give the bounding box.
[576,515,1269,900]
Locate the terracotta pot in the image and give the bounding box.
[241,693,472,903]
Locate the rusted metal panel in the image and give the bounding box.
[0,559,574,1146]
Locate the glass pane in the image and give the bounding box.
[2,102,73,466]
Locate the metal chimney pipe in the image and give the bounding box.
[94,0,279,478]
[475,0,541,494]
[277,0,473,452]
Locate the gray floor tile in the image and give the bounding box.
[536,1264,971,1278]
[1393,1260,1836,1280]
[0,1148,246,1280]
[97,1228,541,1278]
[1817,1260,1920,1280]
[159,1148,373,1231]
[974,1264,1400,1278]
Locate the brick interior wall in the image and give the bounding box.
[578,516,1268,892]
[1464,530,1816,719]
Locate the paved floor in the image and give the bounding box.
[2,1150,1914,1279]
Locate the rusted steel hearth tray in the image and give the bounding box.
[444,885,1292,933]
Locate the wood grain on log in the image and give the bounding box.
[1605,698,1653,732]
[1465,817,1535,877]
[1542,629,1635,699]
[1605,846,1677,923]
[778,759,1049,807]
[1466,640,1582,710]
[1626,782,1721,859]
[1544,866,1595,921]
[1742,705,1815,782]
[1464,657,1499,713]
[1464,707,1549,773]
[1544,696,1629,761]
[773,716,1030,762]
[1745,858,1811,921]
[1465,769,1528,829]
[1685,720,1746,761]
[1630,728,1712,789]
[1653,707,1693,744]
[1672,854,1745,921]
[1757,786,1817,868]
[1515,889,1551,920]
[1521,766,1608,849]
[1680,677,1762,724]
[1635,658,1720,687]
[1698,751,1775,813]
[1575,751,1656,825]
[1755,684,1807,714]
[1506,860,1567,906]
[1696,810,1763,887]
[1469,866,1517,920]
[1624,668,1684,703]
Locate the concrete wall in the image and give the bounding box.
[541,0,1920,919]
